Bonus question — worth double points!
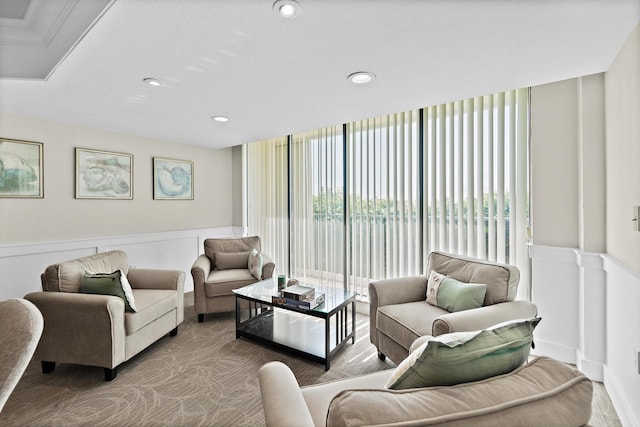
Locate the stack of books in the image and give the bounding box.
[272,284,325,310]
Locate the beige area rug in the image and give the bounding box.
[0,293,620,427]
[0,294,389,427]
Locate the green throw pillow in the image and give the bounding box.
[80,270,137,312]
[385,317,541,390]
[426,270,487,312]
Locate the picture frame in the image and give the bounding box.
[153,157,193,200]
[75,148,133,199]
[0,138,44,198]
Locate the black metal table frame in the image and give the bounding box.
[235,292,356,370]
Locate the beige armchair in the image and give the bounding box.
[25,250,184,381]
[0,298,43,413]
[369,251,538,364]
[191,236,275,322]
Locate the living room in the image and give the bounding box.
[1,1,639,426]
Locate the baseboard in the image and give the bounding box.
[603,365,637,427]
[531,339,576,365]
[576,354,603,381]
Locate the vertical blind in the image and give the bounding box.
[290,127,344,287]
[347,112,421,297]
[423,88,530,299]
[245,88,530,301]
[245,136,289,274]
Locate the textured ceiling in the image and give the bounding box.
[0,0,639,149]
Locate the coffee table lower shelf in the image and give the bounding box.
[235,303,355,370]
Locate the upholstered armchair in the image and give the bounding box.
[191,236,275,322]
[369,251,538,364]
[25,250,185,381]
[0,298,43,413]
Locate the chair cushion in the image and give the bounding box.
[326,356,592,427]
[124,289,177,335]
[426,270,487,312]
[426,251,519,305]
[204,269,257,297]
[376,301,448,351]
[42,250,129,293]
[204,236,261,267]
[385,317,540,389]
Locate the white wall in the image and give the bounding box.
[603,23,640,427]
[529,23,640,427]
[0,113,234,243]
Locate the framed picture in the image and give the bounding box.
[153,157,193,200]
[0,138,44,198]
[75,148,133,199]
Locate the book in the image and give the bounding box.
[272,292,325,310]
[281,284,316,301]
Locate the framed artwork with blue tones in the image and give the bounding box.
[0,138,44,198]
[153,157,193,200]
[75,148,133,199]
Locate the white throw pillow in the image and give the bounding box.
[118,270,138,312]
[248,248,263,280]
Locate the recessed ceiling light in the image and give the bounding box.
[143,77,162,86]
[273,0,301,18]
[211,116,230,122]
[347,72,376,85]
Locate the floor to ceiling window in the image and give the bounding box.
[245,88,530,301]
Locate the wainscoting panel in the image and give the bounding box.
[0,226,243,300]
[530,245,639,426]
[529,245,580,363]
[602,255,640,427]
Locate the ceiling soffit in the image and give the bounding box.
[0,0,113,79]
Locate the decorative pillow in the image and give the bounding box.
[80,270,137,312]
[248,248,263,280]
[426,270,487,312]
[118,270,138,312]
[385,317,541,390]
[214,251,251,270]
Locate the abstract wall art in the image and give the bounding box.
[153,157,193,200]
[75,148,133,199]
[0,138,44,198]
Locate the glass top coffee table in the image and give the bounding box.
[233,278,356,370]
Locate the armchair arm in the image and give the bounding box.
[261,253,275,279]
[258,361,315,427]
[191,254,211,315]
[368,276,428,308]
[23,291,125,369]
[127,269,185,291]
[432,300,538,336]
[368,276,428,348]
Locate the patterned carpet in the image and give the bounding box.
[0,293,620,426]
[0,294,389,427]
